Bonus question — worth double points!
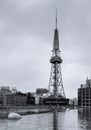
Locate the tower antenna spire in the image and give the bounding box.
[56,9,57,29]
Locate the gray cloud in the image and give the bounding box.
[0,0,91,98]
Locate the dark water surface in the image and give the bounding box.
[0,109,91,130]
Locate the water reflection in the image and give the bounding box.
[78,107,91,129]
[53,109,58,130]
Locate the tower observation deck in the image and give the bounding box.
[42,12,69,106]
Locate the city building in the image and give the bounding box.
[36,88,48,96]
[4,94,16,106]
[0,86,12,95]
[26,92,35,105]
[69,98,78,106]
[0,86,14,106]
[15,92,27,106]
[0,87,27,106]
[11,87,17,93]
[78,77,91,107]
[35,95,40,105]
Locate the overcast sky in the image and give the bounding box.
[0,0,91,98]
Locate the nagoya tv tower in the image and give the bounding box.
[48,11,65,98]
[42,11,69,106]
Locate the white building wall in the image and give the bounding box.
[35,95,40,105]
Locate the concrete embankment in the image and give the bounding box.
[0,106,52,118]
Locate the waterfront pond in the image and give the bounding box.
[0,109,91,130]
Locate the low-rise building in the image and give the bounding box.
[36,88,48,96]
[0,87,27,106]
[15,92,27,106]
[69,98,78,106]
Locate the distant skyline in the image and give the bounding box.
[0,0,91,98]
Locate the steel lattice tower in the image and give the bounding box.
[48,12,65,98]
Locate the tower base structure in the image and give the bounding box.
[41,96,69,106]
